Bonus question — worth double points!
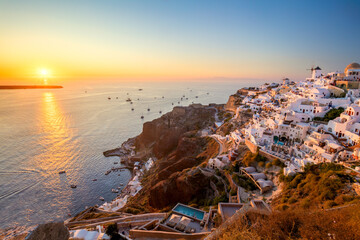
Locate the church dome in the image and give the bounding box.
[345,62,360,74]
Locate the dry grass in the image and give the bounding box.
[217,204,360,240]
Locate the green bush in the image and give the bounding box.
[313,107,344,122]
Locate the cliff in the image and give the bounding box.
[225,93,243,112]
[135,105,216,158]
[122,105,221,212]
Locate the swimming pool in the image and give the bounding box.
[173,204,205,220]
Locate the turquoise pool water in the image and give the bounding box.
[173,204,204,220]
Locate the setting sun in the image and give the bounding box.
[40,69,48,76]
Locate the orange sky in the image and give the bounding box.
[1,1,359,85]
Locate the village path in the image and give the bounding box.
[210,135,225,156]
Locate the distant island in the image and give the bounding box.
[0,85,63,89]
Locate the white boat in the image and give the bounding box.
[111,189,119,193]
[99,197,104,201]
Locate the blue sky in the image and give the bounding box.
[0,0,359,83]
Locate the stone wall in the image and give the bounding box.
[245,139,258,154]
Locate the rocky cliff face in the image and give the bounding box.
[26,222,69,240]
[123,105,220,212]
[225,94,243,112]
[149,168,212,209]
[135,105,216,158]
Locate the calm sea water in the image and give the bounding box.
[0,81,252,228]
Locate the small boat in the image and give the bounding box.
[99,197,104,201]
[68,213,72,217]
[207,92,209,95]
[92,179,97,181]
[120,183,124,186]
[138,88,143,91]
[172,103,174,105]
[105,170,111,175]
[130,101,133,104]
[111,189,119,193]
[126,98,132,102]
[127,93,129,95]
[195,96,198,98]
[162,96,164,98]
[159,111,162,114]
[147,108,150,111]
[137,98,140,100]
[183,95,185,97]
[70,185,77,188]
[58,171,66,174]
[178,101,180,104]
[141,115,144,119]
[117,186,121,189]
[114,162,118,164]
[108,97,111,100]
[118,174,121,176]
[131,108,134,111]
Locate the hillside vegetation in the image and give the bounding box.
[216,204,360,240]
[274,163,359,210]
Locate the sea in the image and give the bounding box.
[0,80,260,229]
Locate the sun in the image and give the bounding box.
[40,69,49,76]
[39,68,51,85]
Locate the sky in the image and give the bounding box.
[0,0,359,85]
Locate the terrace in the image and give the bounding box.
[159,204,212,234]
[218,203,245,222]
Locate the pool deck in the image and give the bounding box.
[172,203,206,221]
[162,213,211,234]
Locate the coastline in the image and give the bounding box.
[0,85,63,89]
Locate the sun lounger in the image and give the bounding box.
[166,221,177,228]
[175,223,186,231]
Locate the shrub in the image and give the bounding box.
[265,162,272,169]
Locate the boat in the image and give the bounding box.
[111,189,119,193]
[138,88,143,91]
[126,98,132,102]
[131,108,134,111]
[105,170,111,175]
[108,97,111,100]
[58,171,66,174]
[162,96,164,98]
[68,213,72,217]
[99,197,104,201]
[130,101,133,104]
[114,162,118,164]
[147,107,150,111]
[141,115,144,119]
[117,186,121,189]
[70,185,77,188]
[92,179,97,181]
[207,92,209,95]
[195,96,198,98]
[172,103,174,105]
[120,183,124,186]
[159,110,162,114]
[178,101,180,104]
